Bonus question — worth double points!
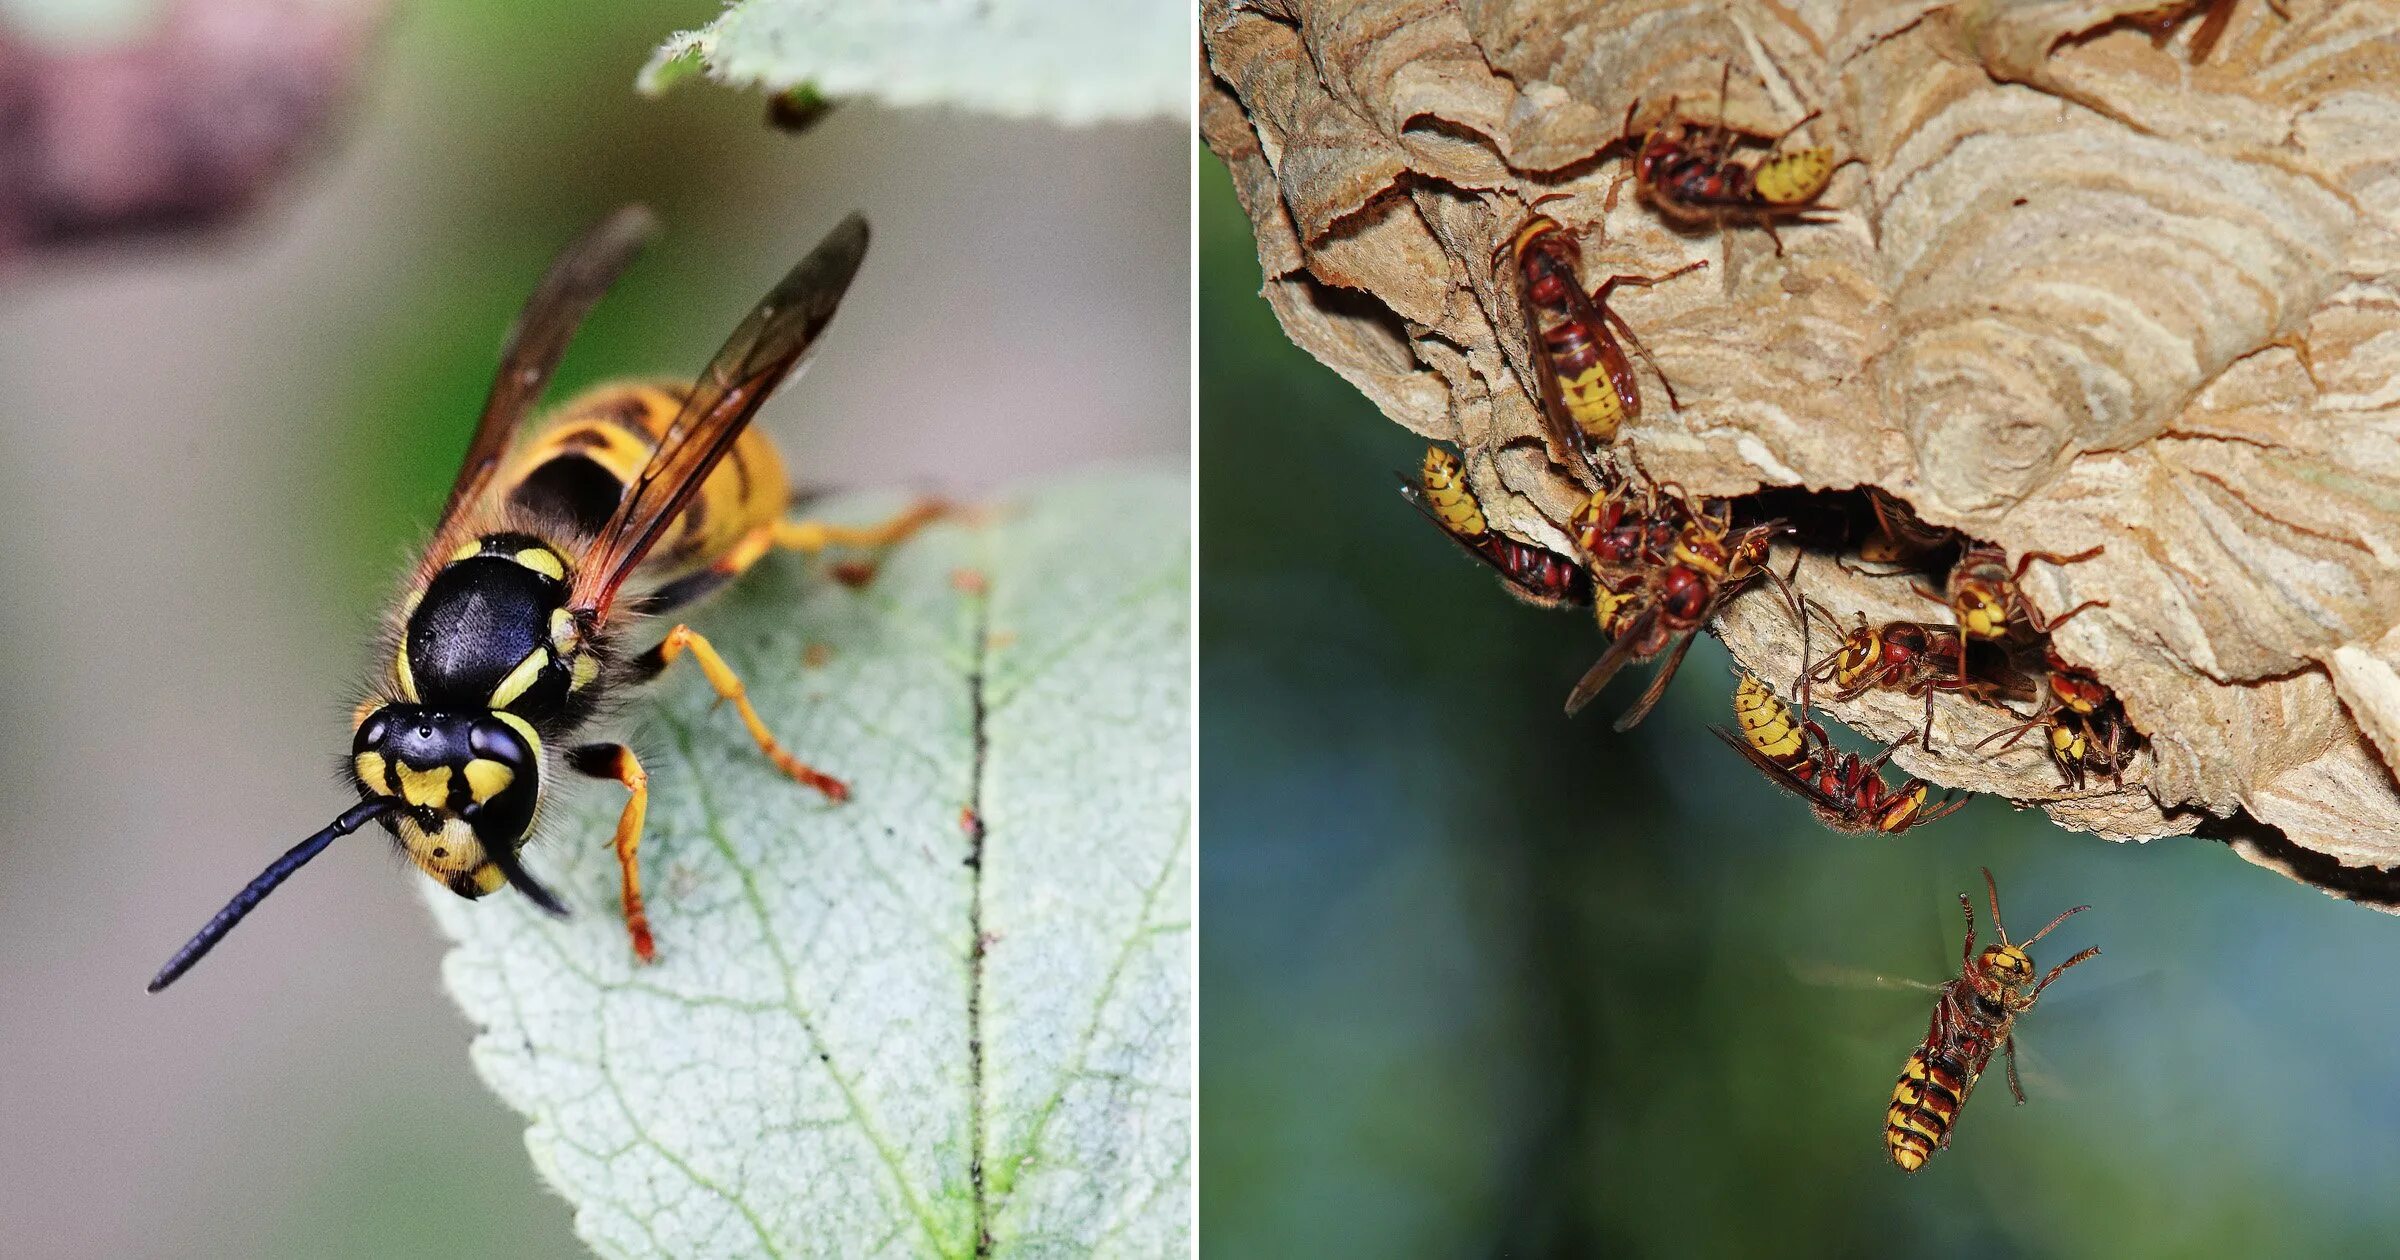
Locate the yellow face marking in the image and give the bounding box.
[464,863,505,895]
[396,763,452,809]
[353,751,390,794]
[1755,146,1835,205]
[549,608,580,654]
[570,653,600,693]
[514,546,567,581]
[489,649,550,709]
[463,758,514,803]
[1959,590,2006,639]
[450,539,483,563]
[395,640,420,703]
[399,587,425,620]
[2052,723,2088,761]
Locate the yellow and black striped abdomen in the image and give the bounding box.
[1753,146,1835,206]
[1420,447,1488,538]
[1885,1047,1974,1173]
[1733,673,1803,764]
[496,380,791,583]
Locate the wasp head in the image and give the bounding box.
[350,702,546,900]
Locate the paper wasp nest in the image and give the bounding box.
[1202,0,2400,901]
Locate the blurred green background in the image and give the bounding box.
[0,3,1180,1257]
[1200,157,2400,1256]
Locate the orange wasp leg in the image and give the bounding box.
[637,625,851,802]
[569,742,656,962]
[773,497,948,556]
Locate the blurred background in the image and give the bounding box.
[1201,160,2400,1256]
[0,1,1182,1255]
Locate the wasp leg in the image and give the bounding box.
[2004,1035,2028,1105]
[774,497,947,555]
[570,742,655,963]
[633,625,850,802]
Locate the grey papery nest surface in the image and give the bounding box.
[1202,0,2400,902]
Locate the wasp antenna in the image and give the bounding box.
[488,843,570,919]
[2021,902,2091,948]
[148,798,396,993]
[1982,866,2009,944]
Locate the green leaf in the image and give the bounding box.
[637,0,1188,125]
[432,471,1191,1258]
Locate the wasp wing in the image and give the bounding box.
[1564,606,1657,716]
[1611,626,1696,731]
[1708,722,1838,812]
[439,205,658,528]
[573,213,870,616]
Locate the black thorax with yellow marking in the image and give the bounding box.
[351,533,606,898]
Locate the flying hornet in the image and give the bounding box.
[1886,869,2099,1173]
[149,207,942,991]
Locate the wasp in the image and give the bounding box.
[1805,605,2037,751]
[1564,482,1783,731]
[1915,543,2106,683]
[148,207,945,992]
[1714,672,1966,834]
[1973,647,2145,790]
[1620,65,1839,254]
[1886,869,2099,1173]
[1496,208,1706,472]
[1401,445,1591,609]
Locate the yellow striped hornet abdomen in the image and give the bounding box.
[149,207,944,992]
[1887,869,2099,1172]
[1401,446,1591,610]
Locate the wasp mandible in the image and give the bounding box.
[1885,869,2099,1172]
[150,207,943,991]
